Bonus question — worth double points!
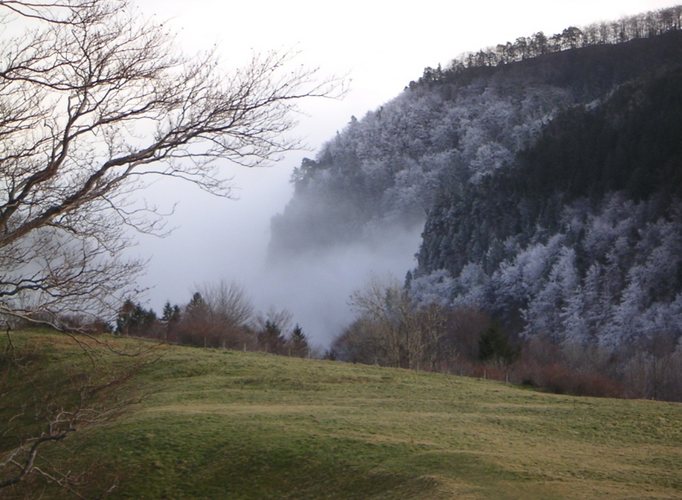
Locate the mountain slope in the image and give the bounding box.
[269,13,682,354]
[415,64,682,348]
[270,29,682,259]
[2,331,682,498]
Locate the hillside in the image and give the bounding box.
[415,66,682,349]
[270,28,682,259]
[2,331,681,498]
[268,8,682,372]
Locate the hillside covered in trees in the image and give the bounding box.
[270,6,682,399]
[271,6,682,256]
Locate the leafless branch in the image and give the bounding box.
[0,0,342,492]
[0,0,341,328]
[0,331,154,493]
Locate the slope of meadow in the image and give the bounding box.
[1,331,681,499]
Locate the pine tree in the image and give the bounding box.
[478,324,518,366]
[162,301,174,322]
[115,300,156,337]
[289,324,310,358]
[258,320,286,354]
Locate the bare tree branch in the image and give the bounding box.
[1,329,156,493]
[0,0,341,327]
[0,0,342,493]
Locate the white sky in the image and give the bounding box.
[139,0,681,146]
[132,0,680,344]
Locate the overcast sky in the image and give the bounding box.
[131,0,680,344]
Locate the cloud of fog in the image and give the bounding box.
[133,158,422,348]
[257,223,423,346]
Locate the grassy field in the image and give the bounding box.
[1,330,681,499]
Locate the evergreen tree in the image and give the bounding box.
[162,301,174,321]
[258,320,286,354]
[115,299,157,337]
[478,324,518,366]
[161,301,181,341]
[289,324,310,358]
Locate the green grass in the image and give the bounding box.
[2,330,682,499]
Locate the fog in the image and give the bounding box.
[134,162,423,347]
[238,221,423,346]
[130,0,679,347]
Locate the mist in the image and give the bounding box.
[127,0,679,348]
[134,161,422,347]
[260,223,423,346]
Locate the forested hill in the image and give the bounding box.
[270,17,682,259]
[414,66,682,348]
[269,7,682,348]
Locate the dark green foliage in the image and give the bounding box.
[268,10,682,363]
[115,299,157,336]
[478,324,518,365]
[187,292,206,312]
[160,301,181,342]
[258,320,286,354]
[414,6,682,88]
[161,301,181,323]
[288,324,309,358]
[516,69,682,202]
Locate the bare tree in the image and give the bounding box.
[0,0,339,327]
[349,276,437,369]
[186,281,255,349]
[0,0,99,23]
[348,277,482,371]
[0,0,338,493]
[198,281,254,331]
